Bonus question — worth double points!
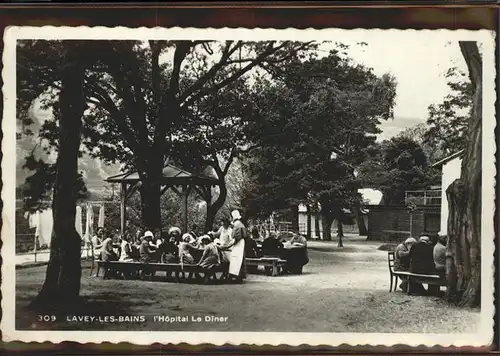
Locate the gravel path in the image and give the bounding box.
[15,235,480,333]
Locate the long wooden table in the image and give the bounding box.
[245,257,287,276]
[96,260,229,282]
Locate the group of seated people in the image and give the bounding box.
[92,217,310,276]
[394,233,447,295]
[95,225,231,270]
[245,228,309,274]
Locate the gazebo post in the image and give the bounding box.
[120,182,128,236]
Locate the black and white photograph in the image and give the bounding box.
[1,26,495,346]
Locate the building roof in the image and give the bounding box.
[105,164,219,186]
[431,150,465,168]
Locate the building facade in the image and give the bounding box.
[431,151,463,236]
[367,204,441,241]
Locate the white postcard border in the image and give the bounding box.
[1,26,496,347]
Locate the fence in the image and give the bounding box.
[405,190,442,206]
[298,222,359,237]
[253,220,358,240]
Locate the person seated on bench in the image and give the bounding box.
[245,228,261,273]
[287,232,307,248]
[153,228,163,248]
[409,235,434,295]
[283,232,309,274]
[394,237,417,292]
[101,232,119,262]
[119,232,136,262]
[91,227,105,259]
[429,233,447,297]
[139,231,158,263]
[262,231,283,257]
[159,231,180,263]
[433,234,447,276]
[189,224,200,239]
[134,227,144,245]
[246,227,260,258]
[168,227,182,244]
[198,235,226,269]
[179,233,199,264]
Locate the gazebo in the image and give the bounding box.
[105,164,219,235]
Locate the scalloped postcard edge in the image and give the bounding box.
[1,26,496,348]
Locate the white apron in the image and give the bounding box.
[225,238,245,277]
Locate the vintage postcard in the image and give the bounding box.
[1,26,496,347]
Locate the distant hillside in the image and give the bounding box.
[376,116,425,141]
[17,142,121,199]
[16,108,121,199]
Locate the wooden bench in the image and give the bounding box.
[96,261,229,283]
[394,271,446,295]
[246,257,287,276]
[388,251,446,295]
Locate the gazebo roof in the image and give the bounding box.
[105,164,219,186]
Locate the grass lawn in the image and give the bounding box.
[15,235,480,332]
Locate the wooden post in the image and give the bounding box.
[409,212,413,237]
[33,233,37,263]
[306,205,312,239]
[120,182,127,236]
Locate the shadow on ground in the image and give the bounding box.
[15,239,480,333]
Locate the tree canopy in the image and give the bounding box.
[17,39,317,229]
[357,136,440,205]
[424,66,472,160]
[241,49,397,238]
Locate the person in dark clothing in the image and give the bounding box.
[189,224,199,239]
[244,227,261,274]
[410,235,435,274]
[261,231,283,257]
[246,227,260,258]
[283,232,309,274]
[101,234,119,262]
[409,235,434,295]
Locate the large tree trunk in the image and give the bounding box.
[204,181,227,233]
[321,208,334,241]
[140,180,162,231]
[205,205,217,233]
[139,158,163,231]
[337,219,344,247]
[315,210,321,239]
[354,205,368,236]
[446,41,482,307]
[306,205,312,239]
[30,44,86,311]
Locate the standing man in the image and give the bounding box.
[223,210,247,283]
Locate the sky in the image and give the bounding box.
[158,31,468,141]
[326,34,468,140]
